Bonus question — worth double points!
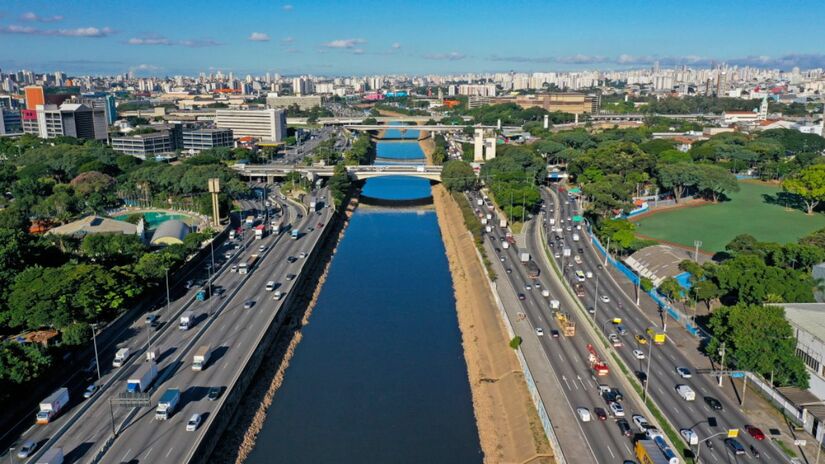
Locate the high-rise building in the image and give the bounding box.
[215,108,286,142]
[24,85,45,110]
[35,103,108,141]
[715,72,727,97]
[0,106,22,135]
[104,95,117,124]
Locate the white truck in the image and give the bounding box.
[502,241,510,249]
[676,384,696,401]
[192,345,211,371]
[127,361,158,393]
[112,347,130,367]
[476,199,483,206]
[550,299,560,310]
[36,448,63,464]
[155,388,181,420]
[271,220,281,234]
[520,251,531,263]
[542,289,551,298]
[146,345,162,361]
[179,310,194,331]
[572,233,580,242]
[499,219,507,228]
[309,197,317,211]
[36,388,69,425]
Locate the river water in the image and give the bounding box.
[245,129,481,463]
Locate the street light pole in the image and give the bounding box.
[593,274,600,318]
[604,236,610,266]
[644,336,654,403]
[719,342,726,387]
[92,323,101,381]
[165,269,171,313]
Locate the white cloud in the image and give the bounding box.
[281,36,294,44]
[353,48,365,55]
[21,12,64,22]
[128,36,171,45]
[249,32,270,42]
[282,4,294,11]
[133,64,161,71]
[0,24,113,37]
[424,51,466,61]
[391,42,401,49]
[127,36,222,47]
[322,38,366,49]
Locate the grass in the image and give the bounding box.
[774,438,798,458]
[634,181,825,252]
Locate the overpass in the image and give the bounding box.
[344,124,497,132]
[588,112,721,121]
[233,163,443,182]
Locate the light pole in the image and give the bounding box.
[92,323,101,381]
[165,269,171,313]
[593,273,600,318]
[694,240,702,262]
[604,236,611,266]
[718,342,726,387]
[643,336,654,403]
[9,446,15,464]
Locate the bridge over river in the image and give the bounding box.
[232,163,444,182]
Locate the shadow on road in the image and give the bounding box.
[64,441,94,463]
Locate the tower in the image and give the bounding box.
[208,178,221,227]
[758,97,768,121]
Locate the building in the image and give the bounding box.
[722,98,768,126]
[459,84,497,97]
[215,108,286,142]
[150,219,190,246]
[35,103,108,141]
[104,94,117,124]
[111,131,176,159]
[507,93,598,115]
[21,109,38,134]
[266,94,324,110]
[625,244,709,287]
[24,85,45,110]
[181,127,233,153]
[47,215,142,238]
[0,106,21,134]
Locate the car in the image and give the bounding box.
[185,280,194,289]
[83,384,97,399]
[494,247,501,253]
[506,268,512,274]
[585,271,593,279]
[600,295,610,303]
[597,264,603,270]
[548,242,555,248]
[645,426,663,440]
[632,414,650,431]
[234,243,241,249]
[258,245,266,252]
[224,252,232,259]
[500,256,505,262]
[594,407,608,421]
[746,424,766,440]
[186,413,202,431]
[576,407,591,422]
[609,401,625,417]
[550,329,560,338]
[554,252,561,258]
[299,251,308,259]
[16,440,37,458]
[145,313,159,327]
[676,367,692,379]
[704,396,723,411]
[636,371,648,384]
[578,248,584,254]
[231,264,238,272]
[524,284,532,291]
[725,438,746,455]
[287,256,297,263]
[616,324,628,336]
[243,300,255,309]
[617,418,632,437]
[317,222,324,228]
[681,428,699,445]
[635,335,647,345]
[535,327,544,336]
[587,306,595,315]
[611,388,624,401]
[534,281,541,288]
[633,349,645,359]
[608,333,622,347]
[518,293,526,301]
[207,386,222,401]
[286,273,296,281]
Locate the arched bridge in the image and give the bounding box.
[232,163,444,182]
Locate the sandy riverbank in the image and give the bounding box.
[432,184,553,464]
[418,136,435,165]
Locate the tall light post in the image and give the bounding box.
[165,268,171,313]
[604,236,611,266]
[593,273,600,319]
[643,336,654,404]
[92,323,101,381]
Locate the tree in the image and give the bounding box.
[657,162,698,202]
[691,280,721,311]
[658,277,684,301]
[327,163,351,208]
[706,304,808,388]
[441,160,476,192]
[62,321,92,346]
[0,342,52,385]
[695,164,739,202]
[80,233,146,265]
[783,165,825,214]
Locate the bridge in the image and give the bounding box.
[232,163,444,182]
[344,124,497,132]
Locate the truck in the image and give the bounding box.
[549,299,560,310]
[309,197,317,211]
[35,448,63,464]
[179,310,194,330]
[476,198,483,206]
[502,241,510,249]
[526,261,540,278]
[271,220,281,234]
[112,347,130,367]
[245,215,255,227]
[127,361,158,393]
[586,344,609,376]
[146,345,161,361]
[555,312,576,336]
[635,439,670,464]
[653,436,680,464]
[155,388,181,420]
[37,388,69,425]
[192,345,211,371]
[541,289,550,298]
[254,224,265,239]
[499,219,507,228]
[519,251,531,263]
[647,327,667,345]
[238,254,259,274]
[291,229,300,240]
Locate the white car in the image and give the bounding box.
[609,401,625,417]
[83,384,97,399]
[600,295,610,303]
[577,407,591,422]
[632,414,649,431]
[586,271,593,279]
[633,349,646,359]
[676,367,692,378]
[186,413,202,431]
[681,428,699,445]
[608,334,622,347]
[645,426,664,440]
[535,327,545,337]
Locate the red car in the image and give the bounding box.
[745,425,765,440]
[594,407,608,421]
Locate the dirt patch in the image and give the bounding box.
[418,137,435,165]
[432,184,553,464]
[627,198,709,222]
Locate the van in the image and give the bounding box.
[676,384,696,401]
[112,347,130,367]
[725,438,745,455]
[273,290,283,301]
[265,281,276,291]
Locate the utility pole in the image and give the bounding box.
[719,342,726,387]
[165,269,171,312]
[92,323,101,381]
[593,273,600,318]
[694,240,702,262]
[604,236,610,266]
[644,336,654,403]
[636,270,641,305]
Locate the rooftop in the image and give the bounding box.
[624,244,710,286]
[47,215,139,237]
[777,303,825,345]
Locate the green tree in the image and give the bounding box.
[696,164,739,202]
[62,321,92,346]
[658,277,684,301]
[0,342,52,385]
[657,162,698,202]
[441,160,476,192]
[783,165,825,214]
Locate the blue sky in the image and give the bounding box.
[1,0,824,76]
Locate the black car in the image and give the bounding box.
[287,256,297,263]
[286,273,297,281]
[207,386,222,401]
[506,268,512,274]
[636,371,648,384]
[602,390,618,403]
[611,388,624,402]
[577,248,584,254]
[704,396,723,411]
[550,329,560,338]
[617,418,632,437]
[518,293,526,301]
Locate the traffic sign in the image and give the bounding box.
[727,429,739,438]
[731,371,745,378]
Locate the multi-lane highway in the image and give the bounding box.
[541,185,788,463]
[21,187,333,463]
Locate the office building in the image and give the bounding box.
[181,127,233,153]
[111,131,176,159]
[266,94,324,110]
[0,107,22,134]
[24,85,45,110]
[506,93,598,114]
[215,108,286,142]
[104,95,117,124]
[35,103,108,141]
[21,109,39,134]
[458,84,497,97]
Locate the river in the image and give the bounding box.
[245,129,481,463]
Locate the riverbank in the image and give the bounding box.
[210,194,360,464]
[432,184,553,463]
[418,136,435,165]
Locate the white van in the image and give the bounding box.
[676,384,696,401]
[273,290,283,301]
[265,281,276,291]
[572,233,580,242]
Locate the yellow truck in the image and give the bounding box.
[646,327,666,345]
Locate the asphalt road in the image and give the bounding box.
[469,191,643,463]
[23,188,332,463]
[543,185,788,463]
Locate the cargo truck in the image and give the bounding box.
[238,254,259,274]
[155,389,181,420]
[179,310,194,330]
[502,241,510,249]
[35,448,63,464]
[37,388,69,424]
[519,251,530,263]
[271,220,281,234]
[635,439,671,464]
[127,361,158,393]
[499,219,507,228]
[526,261,540,278]
[192,345,211,371]
[647,327,667,345]
[291,229,300,240]
[146,345,161,361]
[112,347,130,367]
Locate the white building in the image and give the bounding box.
[215,108,286,142]
[458,84,497,97]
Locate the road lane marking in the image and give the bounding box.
[558,353,564,362]
[121,449,132,462]
[624,443,632,454]
[145,447,154,460]
[166,446,175,458]
[606,445,615,459]
[562,375,572,391]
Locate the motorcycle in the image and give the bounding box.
[750,445,760,459]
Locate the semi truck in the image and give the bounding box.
[238,254,259,274]
[192,345,212,371]
[635,439,672,464]
[179,310,194,330]
[586,344,609,376]
[155,388,181,420]
[127,361,158,393]
[35,448,63,464]
[37,388,69,424]
[112,347,130,367]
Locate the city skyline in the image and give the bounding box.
[2,0,825,76]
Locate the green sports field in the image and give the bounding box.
[633,181,825,252]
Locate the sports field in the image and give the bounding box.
[633,181,825,252]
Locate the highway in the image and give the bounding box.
[542,185,788,463]
[23,187,333,463]
[469,191,645,464]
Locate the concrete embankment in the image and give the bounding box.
[432,184,553,463]
[205,194,359,464]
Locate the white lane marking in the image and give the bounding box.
[624,443,632,455]
[121,449,132,462]
[167,447,175,458]
[711,452,718,462]
[223,362,228,370]
[606,445,615,459]
[658,386,665,395]
[562,375,572,391]
[577,375,587,390]
[558,353,564,362]
[145,447,154,461]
